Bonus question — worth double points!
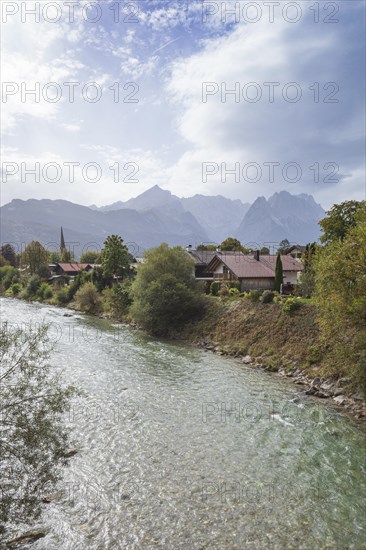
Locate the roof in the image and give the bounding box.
[188,250,216,265]
[57,263,92,272]
[260,255,304,272]
[188,249,243,266]
[207,253,303,279]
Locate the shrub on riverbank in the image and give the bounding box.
[130,244,207,336]
[74,282,102,314]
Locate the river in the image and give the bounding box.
[1,298,365,549]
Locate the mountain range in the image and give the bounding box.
[1,186,325,258]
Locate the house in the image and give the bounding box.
[206,251,303,291]
[54,263,95,277]
[186,247,217,280]
[284,245,306,259]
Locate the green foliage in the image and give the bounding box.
[0,323,75,534]
[90,266,109,292]
[21,241,49,275]
[228,287,240,297]
[274,253,283,292]
[103,280,132,317]
[80,250,101,264]
[49,251,61,264]
[260,290,275,303]
[260,247,270,255]
[220,237,249,253]
[210,281,221,296]
[298,243,318,297]
[319,200,366,244]
[0,266,19,291]
[278,239,290,253]
[248,290,261,302]
[37,282,53,301]
[7,282,22,296]
[307,344,321,365]
[280,297,301,315]
[23,275,41,299]
[74,282,102,314]
[218,284,230,298]
[60,249,74,263]
[101,235,132,279]
[314,214,366,392]
[0,244,17,267]
[55,286,71,305]
[131,243,206,336]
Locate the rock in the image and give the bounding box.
[311,377,321,387]
[62,449,78,459]
[7,530,46,547]
[315,391,331,398]
[333,387,344,397]
[333,395,346,405]
[242,355,252,364]
[352,394,364,402]
[337,377,351,386]
[320,382,334,393]
[63,313,72,317]
[305,388,316,395]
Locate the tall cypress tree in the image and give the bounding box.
[274,252,283,292]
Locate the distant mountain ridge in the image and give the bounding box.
[1,187,325,257]
[236,191,325,246]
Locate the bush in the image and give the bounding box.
[55,286,71,305]
[0,266,19,291]
[23,275,41,299]
[131,273,206,337]
[229,287,240,297]
[103,280,132,317]
[281,297,301,315]
[248,290,261,302]
[210,281,221,296]
[37,282,53,301]
[74,282,102,313]
[218,284,230,298]
[8,282,22,296]
[260,290,275,304]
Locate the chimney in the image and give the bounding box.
[253,250,260,261]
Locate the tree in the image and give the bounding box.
[101,235,132,279]
[314,213,366,392]
[319,200,366,244]
[278,239,290,253]
[130,244,206,336]
[21,241,49,275]
[0,323,74,535]
[0,244,17,267]
[299,242,317,297]
[260,247,270,255]
[80,251,101,264]
[49,251,61,264]
[60,248,73,263]
[220,237,249,253]
[274,253,283,292]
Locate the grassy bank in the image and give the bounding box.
[181,298,320,371]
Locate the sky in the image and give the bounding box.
[1,0,365,209]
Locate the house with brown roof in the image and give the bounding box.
[54,263,95,277]
[206,251,303,291]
